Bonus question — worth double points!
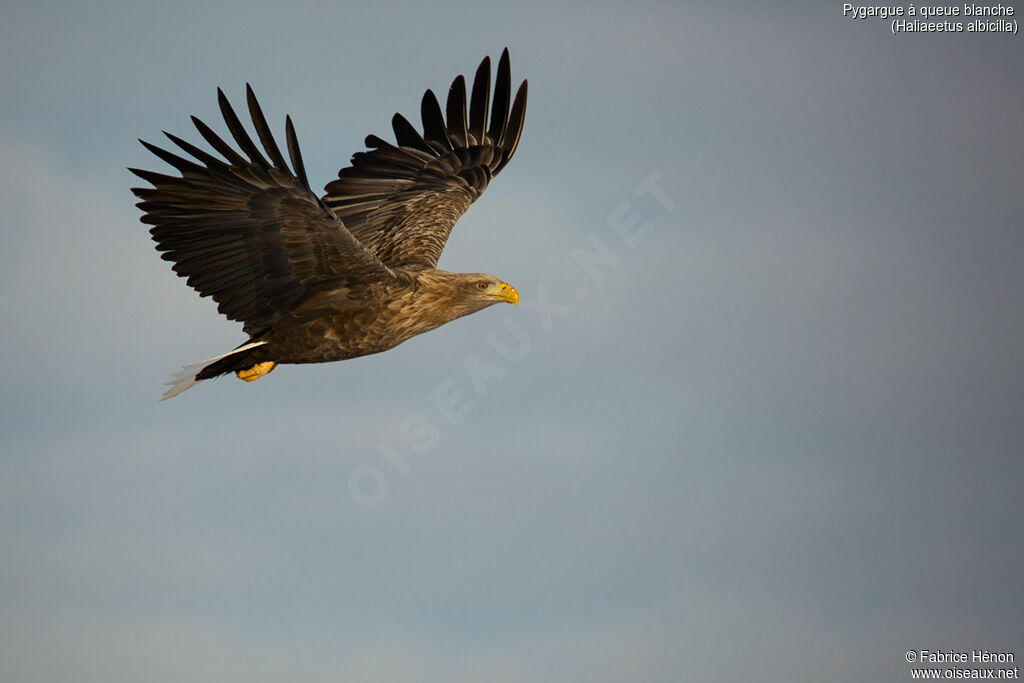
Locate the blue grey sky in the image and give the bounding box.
[1,1,1022,681]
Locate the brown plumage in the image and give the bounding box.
[131,50,527,399]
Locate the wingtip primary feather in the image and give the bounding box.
[421,89,453,152]
[445,74,468,147]
[487,49,511,143]
[246,84,291,172]
[218,87,270,168]
[285,115,311,191]
[468,55,492,144]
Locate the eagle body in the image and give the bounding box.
[131,50,527,399]
[197,270,517,379]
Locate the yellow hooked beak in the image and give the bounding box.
[492,282,519,306]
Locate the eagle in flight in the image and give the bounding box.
[131,50,527,399]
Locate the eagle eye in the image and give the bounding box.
[477,281,489,290]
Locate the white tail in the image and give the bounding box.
[159,340,268,401]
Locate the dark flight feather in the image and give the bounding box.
[497,80,528,173]
[391,113,433,154]
[468,57,491,146]
[246,84,291,172]
[446,75,468,148]
[488,49,511,143]
[191,115,248,166]
[420,89,453,153]
[285,115,310,192]
[217,88,269,168]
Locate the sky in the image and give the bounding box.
[1,1,1022,681]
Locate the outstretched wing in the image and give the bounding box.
[322,48,528,270]
[131,85,395,336]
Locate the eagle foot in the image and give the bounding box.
[236,361,277,382]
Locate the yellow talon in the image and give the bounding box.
[236,361,277,382]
